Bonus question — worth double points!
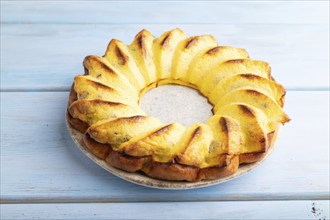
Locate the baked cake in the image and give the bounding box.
[67,28,290,182]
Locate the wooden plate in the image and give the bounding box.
[65,112,279,189]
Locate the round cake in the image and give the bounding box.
[67,28,290,182]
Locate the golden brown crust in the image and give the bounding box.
[66,110,89,133]
[67,83,90,133]
[83,133,111,160]
[143,162,199,182]
[107,153,146,173]
[239,152,266,164]
[185,36,199,49]
[239,131,275,164]
[197,155,239,181]
[160,33,170,47]
[84,133,148,172]
[82,132,246,182]
[68,84,77,106]
[106,151,147,173]
[206,46,224,55]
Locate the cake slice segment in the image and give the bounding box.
[128,29,157,85]
[188,46,249,87]
[104,39,145,91]
[214,89,290,132]
[69,100,145,126]
[83,55,138,100]
[200,59,271,95]
[172,35,218,81]
[209,74,286,107]
[175,118,242,169]
[117,122,186,162]
[73,75,137,104]
[153,28,186,80]
[87,116,163,149]
[206,115,243,156]
[176,123,217,168]
[214,104,268,155]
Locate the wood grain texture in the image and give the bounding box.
[1,24,329,91]
[1,91,329,202]
[2,1,329,24]
[1,1,329,219]
[1,200,329,220]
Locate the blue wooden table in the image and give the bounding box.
[1,1,329,219]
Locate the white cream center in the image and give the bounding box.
[140,85,213,126]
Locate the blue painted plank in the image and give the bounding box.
[1,200,329,220]
[1,1,329,24]
[1,91,329,202]
[1,24,329,90]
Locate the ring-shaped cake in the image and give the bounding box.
[67,29,290,182]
